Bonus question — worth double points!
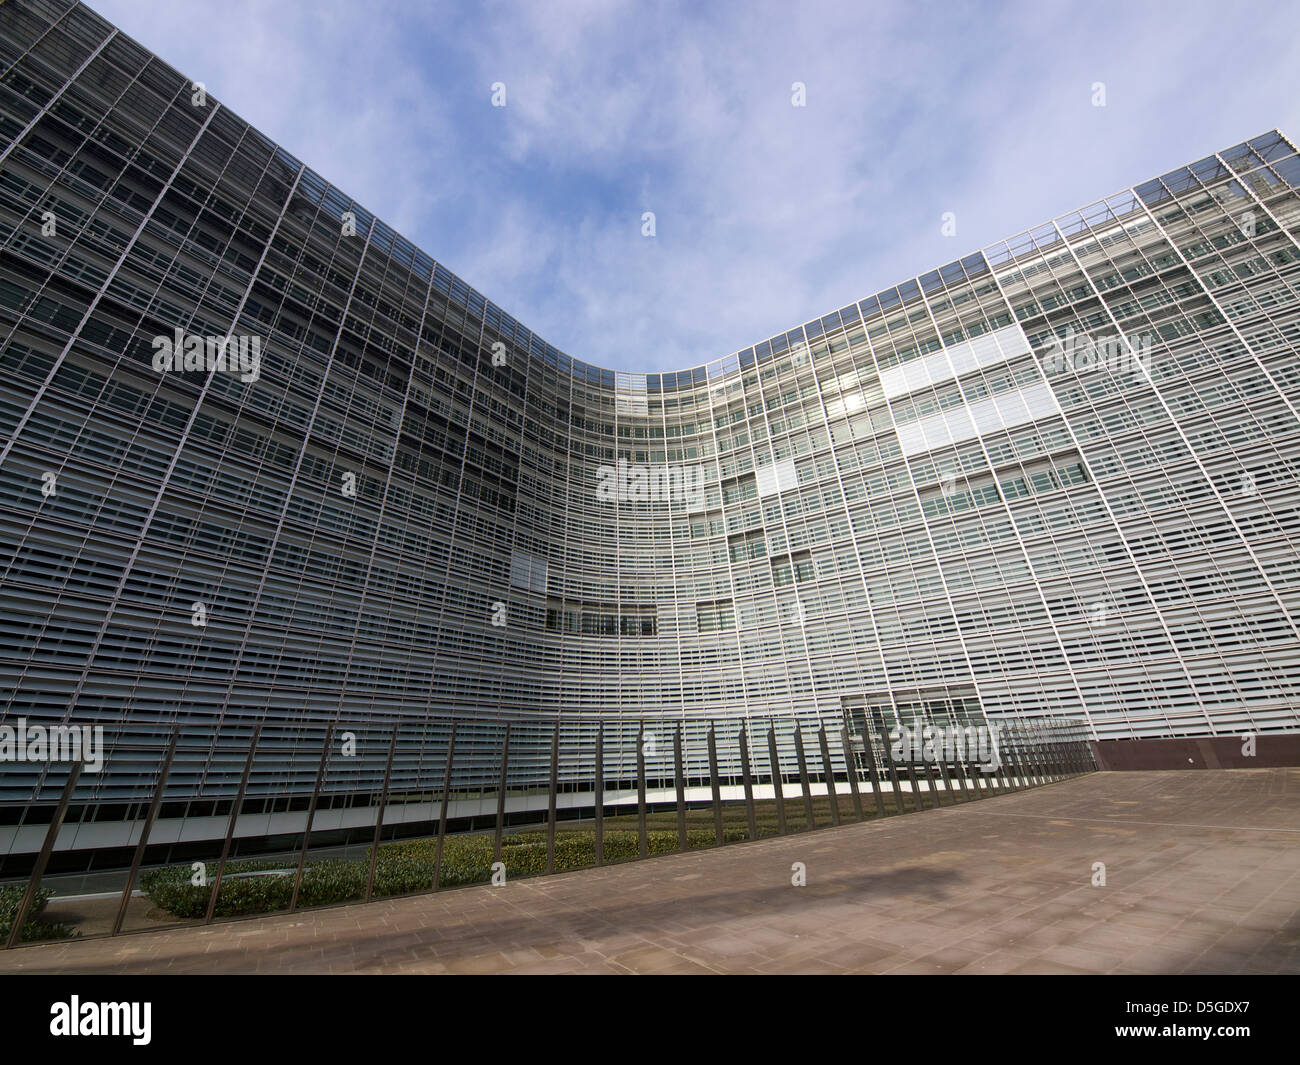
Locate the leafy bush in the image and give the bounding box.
[141,859,370,918]
[0,883,78,943]
[143,827,749,917]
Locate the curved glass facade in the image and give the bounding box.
[2,2,1300,824]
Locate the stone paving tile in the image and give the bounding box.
[1,768,1298,974]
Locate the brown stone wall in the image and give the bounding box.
[1090,733,1300,770]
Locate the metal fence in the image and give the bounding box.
[0,715,1095,949]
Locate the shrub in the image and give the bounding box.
[142,826,750,918]
[140,859,372,918]
[0,883,78,943]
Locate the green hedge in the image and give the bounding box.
[141,859,372,919]
[143,827,748,918]
[0,884,78,943]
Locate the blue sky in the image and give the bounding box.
[90,0,1300,373]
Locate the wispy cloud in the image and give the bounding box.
[88,0,1300,372]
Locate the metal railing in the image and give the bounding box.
[0,715,1095,949]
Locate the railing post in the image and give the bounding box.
[289,724,334,913]
[935,753,957,804]
[859,725,887,818]
[875,718,905,814]
[594,725,604,866]
[920,758,940,809]
[673,726,688,851]
[707,724,724,845]
[839,727,864,821]
[999,736,1017,792]
[793,725,816,829]
[635,722,648,859]
[1055,736,1072,778]
[817,726,841,827]
[493,723,511,862]
[1045,735,1062,780]
[546,723,559,875]
[959,751,982,800]
[1037,730,1054,781]
[4,760,83,950]
[207,725,262,922]
[1069,734,1085,774]
[766,727,787,835]
[432,722,456,890]
[994,731,1014,795]
[1007,736,1026,791]
[1027,732,1044,786]
[365,725,400,902]
[112,726,179,935]
[739,727,758,840]
[904,759,925,810]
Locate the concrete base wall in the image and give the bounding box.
[1090,733,1300,770]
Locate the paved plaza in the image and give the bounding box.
[1,769,1297,974]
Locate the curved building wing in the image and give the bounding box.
[1,2,1299,834]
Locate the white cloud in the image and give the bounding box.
[86,0,1300,373]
